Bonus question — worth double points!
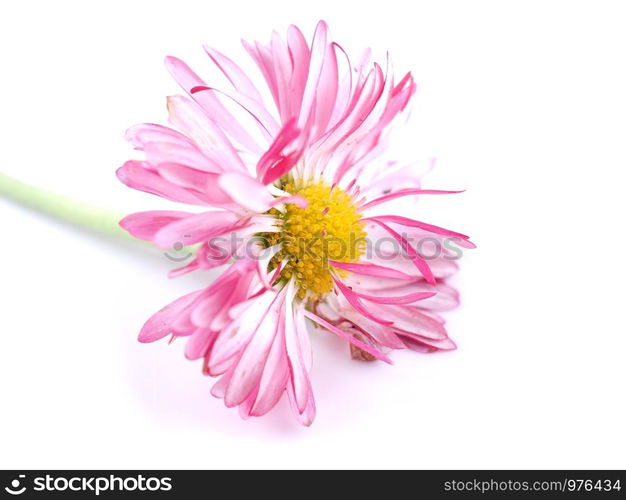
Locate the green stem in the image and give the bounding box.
[0,172,132,240]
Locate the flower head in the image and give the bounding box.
[118,21,474,425]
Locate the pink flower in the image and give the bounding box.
[118,21,474,425]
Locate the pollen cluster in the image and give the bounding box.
[262,182,366,299]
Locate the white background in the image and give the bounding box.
[1,0,625,469]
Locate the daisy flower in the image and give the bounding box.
[117,21,474,425]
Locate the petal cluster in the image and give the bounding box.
[118,21,473,425]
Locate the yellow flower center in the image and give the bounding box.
[263,181,366,299]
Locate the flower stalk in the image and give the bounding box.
[0,171,131,240]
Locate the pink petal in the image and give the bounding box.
[270,194,308,208]
[401,334,457,351]
[286,25,311,119]
[190,85,278,141]
[116,160,208,205]
[286,382,316,427]
[189,277,239,328]
[256,119,304,184]
[358,290,436,305]
[303,310,392,364]
[362,215,471,241]
[156,163,218,192]
[348,279,459,311]
[401,339,436,353]
[297,20,330,130]
[224,290,286,407]
[138,290,203,343]
[411,283,460,311]
[326,42,354,129]
[238,389,259,419]
[142,141,218,172]
[217,172,274,213]
[166,95,246,172]
[119,211,190,241]
[368,218,436,285]
[334,306,406,350]
[196,241,236,270]
[153,211,246,250]
[333,277,394,325]
[359,189,464,211]
[368,303,448,340]
[164,56,263,154]
[269,31,294,122]
[125,123,193,150]
[361,163,422,198]
[210,367,234,398]
[324,66,386,183]
[208,292,277,375]
[428,257,460,279]
[167,239,238,279]
[329,260,415,280]
[168,260,199,279]
[310,41,338,139]
[242,39,280,114]
[284,297,312,412]
[341,272,422,291]
[204,46,265,104]
[185,327,217,360]
[250,312,290,416]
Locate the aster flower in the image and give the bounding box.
[117,21,474,425]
